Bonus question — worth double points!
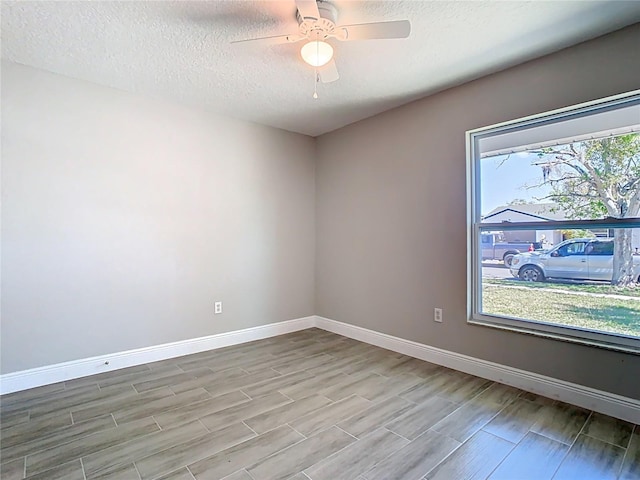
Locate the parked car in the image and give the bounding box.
[481,232,540,267]
[509,238,640,282]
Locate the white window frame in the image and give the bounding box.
[467,90,640,354]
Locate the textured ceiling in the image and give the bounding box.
[3,1,640,136]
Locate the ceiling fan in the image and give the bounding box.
[231,0,411,85]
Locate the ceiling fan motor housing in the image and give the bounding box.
[297,1,338,40]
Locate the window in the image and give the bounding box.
[586,241,613,256]
[467,91,640,353]
[557,241,586,256]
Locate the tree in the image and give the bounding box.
[530,133,640,286]
[561,229,595,241]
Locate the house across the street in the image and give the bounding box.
[482,202,640,251]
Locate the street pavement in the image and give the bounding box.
[482,262,513,279]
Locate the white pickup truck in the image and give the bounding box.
[510,238,640,282]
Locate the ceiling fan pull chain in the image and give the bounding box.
[313,69,319,99]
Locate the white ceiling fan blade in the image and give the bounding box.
[337,20,411,41]
[295,0,321,21]
[231,33,304,46]
[318,59,339,83]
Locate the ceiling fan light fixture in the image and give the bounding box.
[300,40,333,67]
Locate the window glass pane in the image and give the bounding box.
[557,241,587,256]
[586,241,614,256]
[480,133,640,222]
[480,226,640,339]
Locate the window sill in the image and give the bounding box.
[469,316,640,355]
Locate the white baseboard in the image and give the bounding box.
[314,316,640,425]
[0,316,315,395]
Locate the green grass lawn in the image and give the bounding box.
[482,282,640,337]
[484,277,640,298]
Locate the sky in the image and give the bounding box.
[480,152,552,215]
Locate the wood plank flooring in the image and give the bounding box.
[1,328,638,480]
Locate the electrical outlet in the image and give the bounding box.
[434,308,443,323]
[214,301,223,315]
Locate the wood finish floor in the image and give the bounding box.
[1,328,638,480]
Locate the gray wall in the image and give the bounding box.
[1,62,316,374]
[315,24,640,399]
